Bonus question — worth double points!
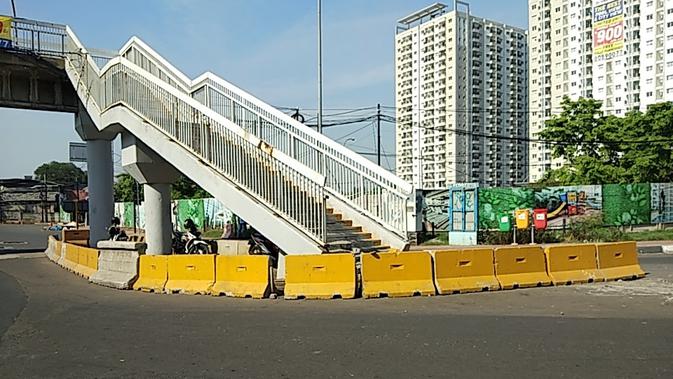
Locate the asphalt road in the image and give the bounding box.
[1,253,672,378]
[0,224,56,253]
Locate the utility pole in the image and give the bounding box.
[317,0,323,134]
[377,103,381,166]
[74,180,79,229]
[11,0,17,17]
[133,179,138,234]
[42,173,47,223]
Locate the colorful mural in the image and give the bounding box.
[415,189,450,233]
[534,185,602,228]
[478,187,535,229]
[602,183,651,226]
[651,183,673,224]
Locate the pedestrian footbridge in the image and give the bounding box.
[0,17,412,257]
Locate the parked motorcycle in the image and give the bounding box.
[248,229,283,266]
[108,217,128,241]
[172,218,210,254]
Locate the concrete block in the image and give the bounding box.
[662,245,673,254]
[89,250,140,289]
[44,238,56,261]
[97,240,147,253]
[214,240,250,256]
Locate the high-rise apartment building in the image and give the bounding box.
[528,0,673,182]
[395,2,529,190]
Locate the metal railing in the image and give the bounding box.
[4,18,328,244]
[8,17,67,57]
[191,78,412,238]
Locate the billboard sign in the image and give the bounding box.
[0,15,13,49]
[69,142,87,163]
[593,0,624,60]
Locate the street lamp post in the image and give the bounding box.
[317,0,323,134]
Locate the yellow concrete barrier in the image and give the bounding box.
[165,255,216,295]
[133,255,169,293]
[544,244,605,285]
[596,241,645,281]
[76,247,99,279]
[62,243,80,271]
[433,248,500,294]
[285,254,356,300]
[211,255,270,298]
[494,246,552,289]
[54,240,63,260]
[361,251,435,298]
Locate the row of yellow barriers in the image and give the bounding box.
[50,238,99,279]
[133,255,272,298]
[47,238,645,300]
[283,241,646,299]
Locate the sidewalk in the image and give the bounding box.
[410,240,673,254]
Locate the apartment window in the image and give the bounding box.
[646,14,653,20]
[646,65,653,71]
[647,91,653,97]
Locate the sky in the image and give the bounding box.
[0,0,528,178]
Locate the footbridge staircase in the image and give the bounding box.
[0,17,413,255]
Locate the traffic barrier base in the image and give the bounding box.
[90,250,139,289]
[433,249,500,294]
[285,254,356,300]
[165,255,215,295]
[211,255,270,298]
[544,244,605,285]
[133,255,169,293]
[494,246,552,289]
[596,242,646,281]
[361,251,435,298]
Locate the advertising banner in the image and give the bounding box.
[0,15,13,49]
[593,0,624,59]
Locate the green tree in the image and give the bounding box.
[172,175,210,199]
[114,173,209,201]
[113,173,142,202]
[34,161,86,185]
[620,102,673,183]
[537,97,673,185]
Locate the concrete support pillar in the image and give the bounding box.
[143,183,173,255]
[75,104,120,248]
[86,139,114,246]
[121,132,180,255]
